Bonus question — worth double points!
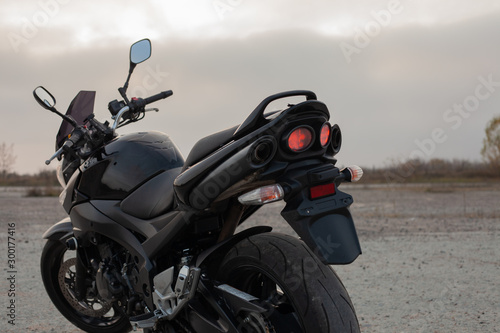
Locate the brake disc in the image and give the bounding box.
[58,257,112,317]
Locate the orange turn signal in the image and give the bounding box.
[238,184,284,205]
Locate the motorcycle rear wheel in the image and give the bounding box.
[40,239,132,333]
[218,233,360,333]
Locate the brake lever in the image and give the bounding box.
[45,127,85,165]
[45,146,64,165]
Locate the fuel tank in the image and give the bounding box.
[77,131,184,200]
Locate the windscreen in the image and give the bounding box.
[56,91,96,150]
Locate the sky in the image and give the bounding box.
[1,0,500,174]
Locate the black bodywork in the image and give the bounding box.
[44,90,361,315]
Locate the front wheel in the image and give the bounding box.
[40,239,132,333]
[218,233,360,333]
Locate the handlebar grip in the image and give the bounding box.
[144,90,173,105]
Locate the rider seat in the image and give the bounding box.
[181,125,238,171]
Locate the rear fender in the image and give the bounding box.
[42,217,73,241]
[281,188,361,264]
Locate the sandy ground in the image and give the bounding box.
[0,183,499,332]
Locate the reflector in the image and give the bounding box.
[310,183,336,199]
[288,127,313,152]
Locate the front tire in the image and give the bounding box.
[218,233,360,333]
[40,239,132,333]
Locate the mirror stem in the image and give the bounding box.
[119,63,136,105]
[53,109,78,127]
[118,87,130,105]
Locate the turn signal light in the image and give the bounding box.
[341,165,363,182]
[310,183,336,199]
[320,123,331,147]
[288,127,313,152]
[238,184,284,205]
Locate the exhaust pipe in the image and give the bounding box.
[331,124,342,155]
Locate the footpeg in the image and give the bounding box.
[153,265,201,319]
[130,265,201,329]
[130,310,160,329]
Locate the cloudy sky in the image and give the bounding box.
[2,1,500,174]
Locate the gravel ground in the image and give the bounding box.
[0,183,499,332]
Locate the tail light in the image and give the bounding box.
[238,184,284,205]
[287,126,313,152]
[310,183,336,199]
[320,123,331,147]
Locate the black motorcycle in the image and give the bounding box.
[34,39,364,333]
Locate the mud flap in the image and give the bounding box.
[281,189,361,264]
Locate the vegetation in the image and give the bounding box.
[0,170,59,187]
[0,170,60,197]
[1,158,498,189]
[360,158,500,184]
[0,143,16,178]
[1,135,500,193]
[25,186,61,197]
[481,115,500,170]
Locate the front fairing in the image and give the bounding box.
[56,91,96,149]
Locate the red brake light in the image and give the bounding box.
[320,123,331,147]
[310,183,336,199]
[288,127,313,152]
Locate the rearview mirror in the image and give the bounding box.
[33,86,56,110]
[119,39,153,102]
[130,39,151,64]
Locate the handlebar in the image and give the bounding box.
[143,90,173,105]
[131,90,173,109]
[111,106,130,130]
[111,90,173,130]
[45,90,173,165]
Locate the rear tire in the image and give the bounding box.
[40,239,132,333]
[218,233,360,333]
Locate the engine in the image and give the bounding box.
[92,242,143,315]
[95,260,124,301]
